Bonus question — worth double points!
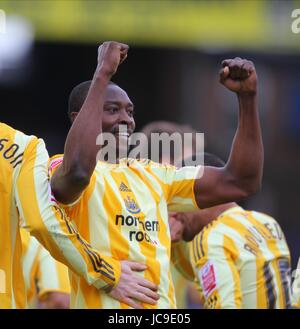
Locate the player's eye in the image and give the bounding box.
[127,108,134,117]
[106,107,119,114]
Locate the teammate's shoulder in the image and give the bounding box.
[203,207,246,238]
[192,224,224,264]
[0,122,16,135]
[218,206,250,222]
[49,154,64,172]
[0,122,44,170]
[50,153,64,161]
[196,220,223,245]
[248,209,278,224]
[0,122,36,142]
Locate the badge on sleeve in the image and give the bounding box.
[198,260,217,298]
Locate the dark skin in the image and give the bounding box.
[52,42,159,309]
[51,42,132,205]
[50,41,263,307]
[195,60,263,208]
[54,84,136,204]
[51,42,263,211]
[169,203,238,243]
[70,85,135,135]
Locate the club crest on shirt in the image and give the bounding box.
[124,196,141,214]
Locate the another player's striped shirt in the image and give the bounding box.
[190,206,292,308]
[0,123,120,309]
[49,156,201,309]
[171,241,194,282]
[170,264,189,309]
[21,229,70,308]
[292,259,300,307]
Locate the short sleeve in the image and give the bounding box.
[48,155,83,208]
[167,166,202,212]
[146,162,201,211]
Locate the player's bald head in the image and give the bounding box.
[68,80,120,123]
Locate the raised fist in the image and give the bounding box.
[219,57,257,96]
[97,41,129,78]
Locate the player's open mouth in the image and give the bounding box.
[115,132,130,138]
[112,127,133,139]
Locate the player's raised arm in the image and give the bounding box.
[17,138,159,308]
[194,58,263,208]
[16,138,120,291]
[51,41,129,205]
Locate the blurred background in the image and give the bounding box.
[0,0,300,296]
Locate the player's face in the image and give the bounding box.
[102,84,136,142]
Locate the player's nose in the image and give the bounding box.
[118,109,134,127]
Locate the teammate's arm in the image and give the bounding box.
[194,58,263,208]
[51,41,128,205]
[169,212,208,242]
[182,217,204,242]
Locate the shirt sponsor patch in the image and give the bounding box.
[198,260,217,298]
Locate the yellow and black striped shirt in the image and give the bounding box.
[192,207,292,308]
[49,155,201,308]
[292,258,300,307]
[0,123,120,308]
[172,206,292,309]
[21,229,70,308]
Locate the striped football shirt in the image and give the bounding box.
[172,206,292,308]
[21,229,70,308]
[49,156,201,308]
[0,123,120,308]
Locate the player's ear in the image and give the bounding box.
[70,112,78,123]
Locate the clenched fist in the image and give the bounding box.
[219,57,257,96]
[97,41,129,79]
